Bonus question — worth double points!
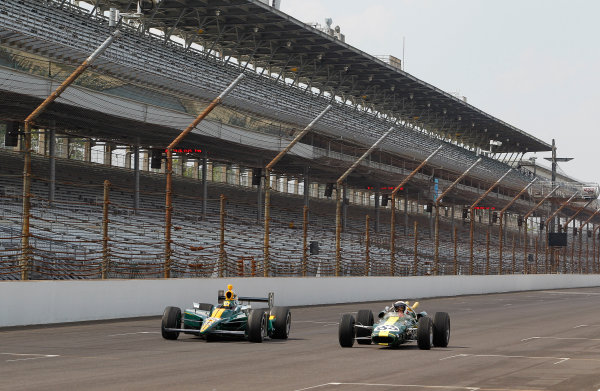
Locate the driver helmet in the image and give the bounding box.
[393,301,407,313]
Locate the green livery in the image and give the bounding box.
[338,301,450,349]
[161,285,291,343]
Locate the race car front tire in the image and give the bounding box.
[248,309,267,343]
[433,312,450,347]
[338,313,356,348]
[417,316,433,350]
[161,306,181,340]
[356,309,373,345]
[271,306,292,339]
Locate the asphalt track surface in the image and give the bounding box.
[2,287,600,391]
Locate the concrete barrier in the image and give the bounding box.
[1,275,599,327]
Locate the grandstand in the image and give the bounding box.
[1,0,599,280]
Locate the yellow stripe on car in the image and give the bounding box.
[210,308,225,318]
[379,330,390,337]
[385,316,399,325]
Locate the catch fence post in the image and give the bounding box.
[219,194,226,278]
[453,226,458,275]
[485,229,490,275]
[302,205,308,277]
[413,220,418,276]
[102,180,111,279]
[365,215,370,276]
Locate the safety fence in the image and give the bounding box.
[1,165,598,280]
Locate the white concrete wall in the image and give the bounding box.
[1,275,599,327]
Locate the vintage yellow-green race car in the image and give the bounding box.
[338,300,450,349]
[161,285,291,343]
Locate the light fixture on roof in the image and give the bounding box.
[471,122,475,127]
[253,26,259,33]
[443,108,447,114]
[427,102,430,107]
[409,93,413,100]
[286,40,292,48]
[316,53,323,60]
[390,85,395,91]
[484,128,487,132]
[343,65,349,72]
[368,75,373,81]
[458,115,461,121]
[215,9,221,16]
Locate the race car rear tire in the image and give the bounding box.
[433,312,450,347]
[417,316,433,350]
[161,306,181,340]
[338,313,356,348]
[271,306,292,339]
[248,309,267,343]
[356,309,373,345]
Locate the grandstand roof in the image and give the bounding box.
[96,0,550,154]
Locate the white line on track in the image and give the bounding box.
[521,336,600,342]
[540,290,600,295]
[440,353,571,365]
[574,324,588,328]
[1,353,59,362]
[294,382,541,391]
[108,331,160,337]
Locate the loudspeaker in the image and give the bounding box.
[252,168,262,186]
[540,221,545,231]
[381,194,389,207]
[517,216,523,227]
[573,227,578,236]
[309,241,319,255]
[425,202,433,213]
[4,121,19,147]
[462,208,468,219]
[548,232,567,247]
[324,183,334,198]
[150,149,162,169]
[588,230,592,238]
[492,212,498,224]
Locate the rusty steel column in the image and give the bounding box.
[511,235,516,274]
[164,74,245,278]
[365,215,371,276]
[498,178,538,274]
[164,149,173,278]
[453,226,458,275]
[469,168,512,276]
[594,225,600,273]
[390,194,396,276]
[570,231,576,273]
[102,180,111,279]
[219,194,226,278]
[485,229,490,275]
[264,106,331,276]
[562,199,594,232]
[19,31,121,280]
[20,122,32,280]
[335,126,396,276]
[413,220,418,276]
[302,205,308,277]
[434,157,482,275]
[586,230,590,274]
[263,171,271,277]
[523,222,528,274]
[534,237,539,274]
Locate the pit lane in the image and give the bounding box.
[1,287,600,391]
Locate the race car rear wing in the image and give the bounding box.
[218,290,274,308]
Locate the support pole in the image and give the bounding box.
[202,151,207,220]
[486,229,490,275]
[413,221,418,276]
[365,215,371,276]
[48,124,56,205]
[336,126,396,276]
[102,180,110,279]
[133,145,140,212]
[390,145,443,274]
[164,73,245,278]
[20,31,121,280]
[469,168,512,275]
[434,157,483,274]
[219,194,226,278]
[390,193,396,275]
[264,105,331,277]
[453,226,458,275]
[302,205,308,277]
[498,178,538,274]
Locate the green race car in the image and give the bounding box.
[338,300,450,349]
[161,285,291,343]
